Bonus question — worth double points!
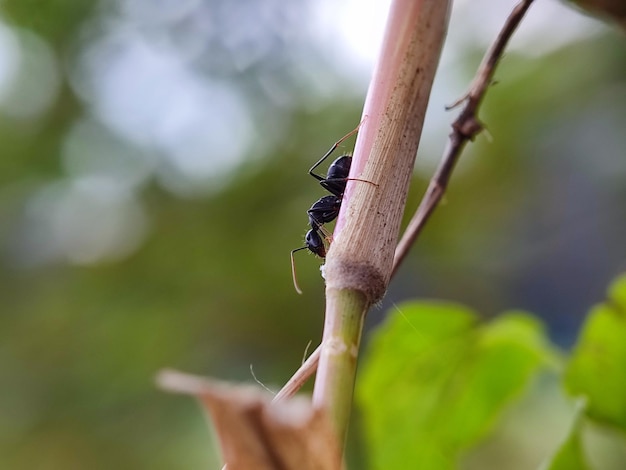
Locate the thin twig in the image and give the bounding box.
[272,344,320,402]
[393,0,535,273]
[274,0,535,403]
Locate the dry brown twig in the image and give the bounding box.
[273,0,536,404]
[158,370,343,470]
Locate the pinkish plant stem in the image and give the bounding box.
[312,0,451,449]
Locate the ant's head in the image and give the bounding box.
[290,229,326,294]
[305,229,326,258]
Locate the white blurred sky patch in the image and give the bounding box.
[75,28,255,195]
[62,117,154,190]
[0,22,60,120]
[121,0,202,24]
[0,22,19,99]
[11,178,148,267]
[315,0,605,78]
[0,0,609,131]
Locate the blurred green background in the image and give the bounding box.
[0,0,624,468]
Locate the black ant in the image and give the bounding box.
[290,123,370,294]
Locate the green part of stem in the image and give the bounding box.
[312,287,369,448]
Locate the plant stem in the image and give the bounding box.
[313,0,450,450]
[311,288,368,446]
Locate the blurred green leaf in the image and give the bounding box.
[565,274,626,431]
[357,302,554,470]
[1,0,94,45]
[539,399,589,470]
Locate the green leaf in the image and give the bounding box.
[539,399,589,470]
[565,274,626,431]
[357,301,553,470]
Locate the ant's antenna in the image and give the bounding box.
[290,247,307,294]
[308,122,363,179]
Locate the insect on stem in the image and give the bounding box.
[290,119,371,294]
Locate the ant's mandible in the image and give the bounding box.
[290,122,372,294]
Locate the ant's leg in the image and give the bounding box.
[306,216,334,243]
[320,177,378,195]
[308,120,365,181]
[317,224,333,242]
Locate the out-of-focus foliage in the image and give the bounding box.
[394,30,626,346]
[2,0,94,45]
[0,0,624,468]
[357,302,553,470]
[358,276,626,470]
[565,274,626,431]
